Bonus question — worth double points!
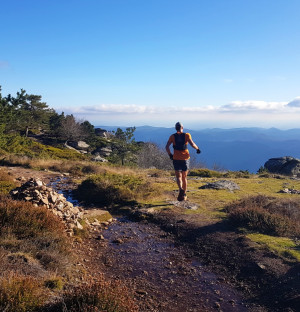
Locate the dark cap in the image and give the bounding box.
[175,122,183,130]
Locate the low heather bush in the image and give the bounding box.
[49,279,138,312]
[0,196,71,273]
[0,195,64,238]
[0,273,47,312]
[226,195,300,237]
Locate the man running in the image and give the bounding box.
[166,122,201,201]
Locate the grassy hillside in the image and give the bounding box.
[0,134,86,162]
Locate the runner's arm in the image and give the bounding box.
[188,137,200,150]
[165,137,173,157]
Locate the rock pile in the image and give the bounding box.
[199,180,240,191]
[10,178,84,235]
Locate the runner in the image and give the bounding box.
[165,122,201,201]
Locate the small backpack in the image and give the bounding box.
[173,133,187,151]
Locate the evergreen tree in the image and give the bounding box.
[3,88,55,136]
[110,127,139,165]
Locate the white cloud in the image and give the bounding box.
[57,97,300,128]
[70,104,157,114]
[221,100,287,111]
[62,98,300,116]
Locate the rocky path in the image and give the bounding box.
[81,216,249,312]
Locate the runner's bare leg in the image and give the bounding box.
[175,171,182,190]
[182,170,188,193]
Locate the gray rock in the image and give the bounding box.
[200,180,240,191]
[264,156,300,176]
[10,178,84,233]
[68,141,90,150]
[95,128,108,137]
[92,155,108,162]
[93,146,112,157]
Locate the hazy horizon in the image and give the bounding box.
[95,124,300,131]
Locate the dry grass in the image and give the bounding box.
[0,168,14,181]
[0,155,107,175]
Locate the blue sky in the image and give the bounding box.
[1,0,300,129]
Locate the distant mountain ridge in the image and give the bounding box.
[96,126,300,172]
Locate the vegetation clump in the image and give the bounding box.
[0,274,47,312]
[75,171,159,206]
[0,195,70,274]
[0,134,86,161]
[226,195,300,237]
[189,168,251,178]
[0,168,16,194]
[49,279,138,312]
[189,168,225,178]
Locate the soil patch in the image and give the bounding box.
[79,217,249,312]
[148,209,299,312]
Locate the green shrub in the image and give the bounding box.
[0,169,16,195]
[75,172,159,206]
[226,195,300,237]
[224,170,251,178]
[189,168,224,178]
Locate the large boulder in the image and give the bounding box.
[93,146,112,157]
[92,155,108,162]
[68,141,90,150]
[264,157,300,176]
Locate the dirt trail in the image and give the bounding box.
[84,216,249,312]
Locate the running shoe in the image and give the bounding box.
[177,189,185,201]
